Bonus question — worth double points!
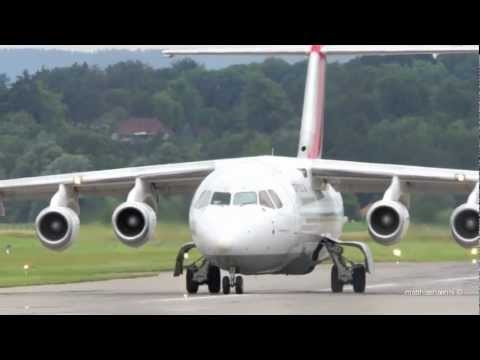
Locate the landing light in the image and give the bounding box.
[471,248,478,256]
[393,249,402,258]
[472,259,477,265]
[184,253,189,260]
[73,176,83,186]
[455,174,466,182]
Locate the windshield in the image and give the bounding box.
[259,191,274,209]
[195,191,212,209]
[268,190,283,209]
[211,192,231,206]
[233,192,258,206]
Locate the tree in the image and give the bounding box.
[343,194,361,221]
[151,91,185,131]
[43,154,92,175]
[239,73,294,133]
[10,132,64,178]
[0,73,8,95]
[106,61,155,90]
[243,133,273,157]
[0,156,6,179]
[167,78,204,129]
[377,67,430,117]
[6,73,67,129]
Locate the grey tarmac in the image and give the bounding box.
[0,262,478,315]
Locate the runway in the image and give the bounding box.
[0,262,478,315]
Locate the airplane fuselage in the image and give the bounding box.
[189,157,346,275]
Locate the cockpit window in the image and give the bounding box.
[259,191,275,209]
[195,191,212,209]
[233,192,258,206]
[268,190,283,209]
[211,192,231,206]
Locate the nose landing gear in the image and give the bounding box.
[222,268,244,295]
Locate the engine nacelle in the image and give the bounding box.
[367,200,410,246]
[112,202,157,248]
[35,206,80,251]
[450,204,479,249]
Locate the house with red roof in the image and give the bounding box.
[113,118,174,143]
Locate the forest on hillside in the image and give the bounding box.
[0,54,477,224]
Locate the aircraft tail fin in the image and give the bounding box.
[162,45,478,57]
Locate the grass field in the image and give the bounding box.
[0,222,476,288]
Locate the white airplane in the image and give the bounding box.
[0,45,478,295]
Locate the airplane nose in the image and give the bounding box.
[199,220,242,254]
[195,208,260,255]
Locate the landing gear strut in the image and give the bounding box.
[319,237,373,294]
[184,258,221,295]
[174,243,221,295]
[223,268,244,295]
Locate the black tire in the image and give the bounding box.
[353,265,366,294]
[186,268,199,294]
[222,276,231,295]
[207,265,221,294]
[235,276,244,294]
[331,265,344,293]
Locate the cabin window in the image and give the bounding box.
[195,191,212,209]
[268,190,283,209]
[259,191,275,209]
[233,192,258,206]
[211,192,231,206]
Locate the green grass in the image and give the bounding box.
[0,222,476,288]
[342,222,476,263]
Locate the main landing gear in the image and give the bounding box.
[185,259,221,294]
[318,237,374,294]
[174,243,243,295]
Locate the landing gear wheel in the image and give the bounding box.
[235,276,244,294]
[331,265,344,293]
[352,265,366,294]
[222,276,231,295]
[207,265,221,294]
[186,268,199,294]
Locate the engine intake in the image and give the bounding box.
[367,201,410,246]
[35,207,80,251]
[450,204,479,249]
[112,202,157,248]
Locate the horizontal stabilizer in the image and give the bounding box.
[163,45,478,57]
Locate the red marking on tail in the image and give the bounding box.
[310,45,326,58]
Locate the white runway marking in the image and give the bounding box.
[367,283,397,289]
[433,276,478,283]
[139,294,257,304]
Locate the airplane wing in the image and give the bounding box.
[0,160,217,201]
[310,159,479,194]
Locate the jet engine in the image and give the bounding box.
[450,204,479,249]
[367,200,410,246]
[35,206,80,251]
[112,201,157,248]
